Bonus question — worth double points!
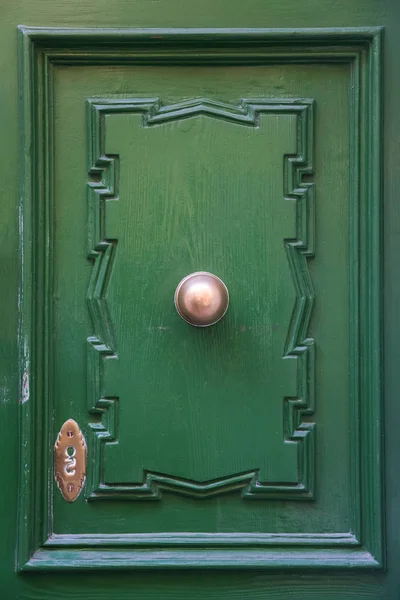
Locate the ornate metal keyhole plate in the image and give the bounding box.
[54,419,87,502]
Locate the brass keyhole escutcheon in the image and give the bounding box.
[54,419,87,502]
[174,272,229,327]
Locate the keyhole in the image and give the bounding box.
[64,445,77,475]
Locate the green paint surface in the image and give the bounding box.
[0,0,398,598]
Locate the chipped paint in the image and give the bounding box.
[18,203,29,403]
[21,362,29,403]
[20,337,30,404]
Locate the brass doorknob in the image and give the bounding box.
[174,272,229,327]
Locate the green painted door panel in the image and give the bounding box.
[99,109,303,487]
[50,63,348,539]
[19,28,381,570]
[1,1,400,599]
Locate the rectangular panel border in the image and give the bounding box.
[86,96,316,502]
[17,26,383,570]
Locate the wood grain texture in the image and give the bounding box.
[16,571,386,600]
[0,0,398,597]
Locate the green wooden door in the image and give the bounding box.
[1,1,400,598]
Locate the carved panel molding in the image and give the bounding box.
[86,96,316,501]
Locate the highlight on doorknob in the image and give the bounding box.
[174,271,229,327]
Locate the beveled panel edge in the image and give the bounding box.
[23,546,380,571]
[44,532,359,546]
[17,24,383,42]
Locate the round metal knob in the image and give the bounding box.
[174,272,229,327]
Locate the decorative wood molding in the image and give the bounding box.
[86,97,315,501]
[18,26,383,571]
